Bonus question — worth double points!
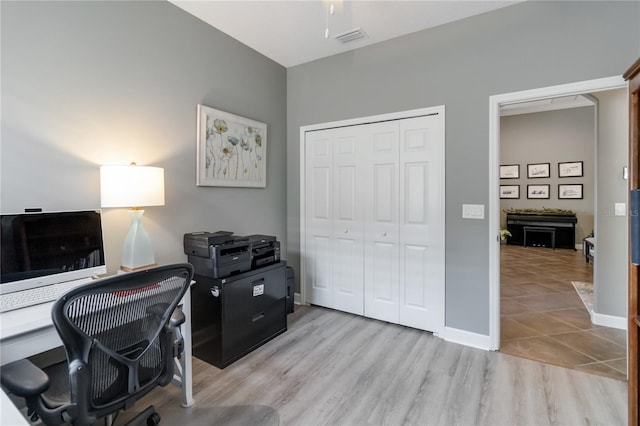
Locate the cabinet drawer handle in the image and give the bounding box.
[344,229,349,234]
[382,232,387,237]
[252,312,265,322]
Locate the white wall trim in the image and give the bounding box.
[591,311,627,330]
[444,327,492,351]
[489,75,628,351]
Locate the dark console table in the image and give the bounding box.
[191,261,287,368]
[506,213,577,250]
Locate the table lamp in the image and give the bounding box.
[100,163,165,272]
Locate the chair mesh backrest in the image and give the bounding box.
[54,266,191,411]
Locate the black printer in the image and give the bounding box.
[184,231,252,278]
[244,234,281,269]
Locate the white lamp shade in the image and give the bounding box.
[100,165,165,208]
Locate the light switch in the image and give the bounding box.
[462,204,485,219]
[615,203,626,216]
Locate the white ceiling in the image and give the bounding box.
[169,0,523,68]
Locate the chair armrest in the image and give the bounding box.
[1,359,50,398]
[168,308,186,360]
[170,308,185,328]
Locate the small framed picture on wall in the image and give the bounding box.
[500,164,520,179]
[527,184,550,199]
[558,161,583,178]
[558,184,583,199]
[527,163,550,179]
[500,185,520,199]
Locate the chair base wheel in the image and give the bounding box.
[147,412,161,426]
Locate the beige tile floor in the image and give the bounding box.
[500,244,627,381]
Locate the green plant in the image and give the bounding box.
[500,229,512,241]
[502,207,575,216]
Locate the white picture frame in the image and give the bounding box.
[196,104,267,187]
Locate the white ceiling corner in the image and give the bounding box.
[169,0,524,68]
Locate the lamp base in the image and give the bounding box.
[120,209,157,272]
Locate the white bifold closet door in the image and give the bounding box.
[362,121,401,323]
[305,126,365,315]
[304,111,444,333]
[397,115,444,331]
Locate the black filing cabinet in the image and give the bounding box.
[191,261,287,368]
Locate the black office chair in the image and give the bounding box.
[1,263,194,426]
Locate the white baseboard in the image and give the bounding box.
[591,311,627,330]
[444,327,491,350]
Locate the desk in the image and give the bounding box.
[0,284,194,421]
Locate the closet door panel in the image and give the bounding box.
[307,235,333,307]
[333,236,364,314]
[332,129,364,315]
[403,244,429,305]
[366,239,398,322]
[399,115,445,333]
[364,122,400,323]
[405,163,428,224]
[305,129,334,308]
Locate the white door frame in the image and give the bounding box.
[299,106,445,316]
[488,76,627,350]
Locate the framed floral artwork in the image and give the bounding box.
[196,104,267,187]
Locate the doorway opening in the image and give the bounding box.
[489,76,628,378]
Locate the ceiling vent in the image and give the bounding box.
[334,28,368,44]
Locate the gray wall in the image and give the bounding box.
[1,1,287,276]
[500,107,596,243]
[594,89,629,318]
[287,1,639,334]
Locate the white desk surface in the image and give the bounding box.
[1,301,63,366]
[1,390,29,426]
[1,301,54,338]
[0,304,52,425]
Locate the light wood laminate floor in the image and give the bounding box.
[123,305,626,426]
[500,244,627,381]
